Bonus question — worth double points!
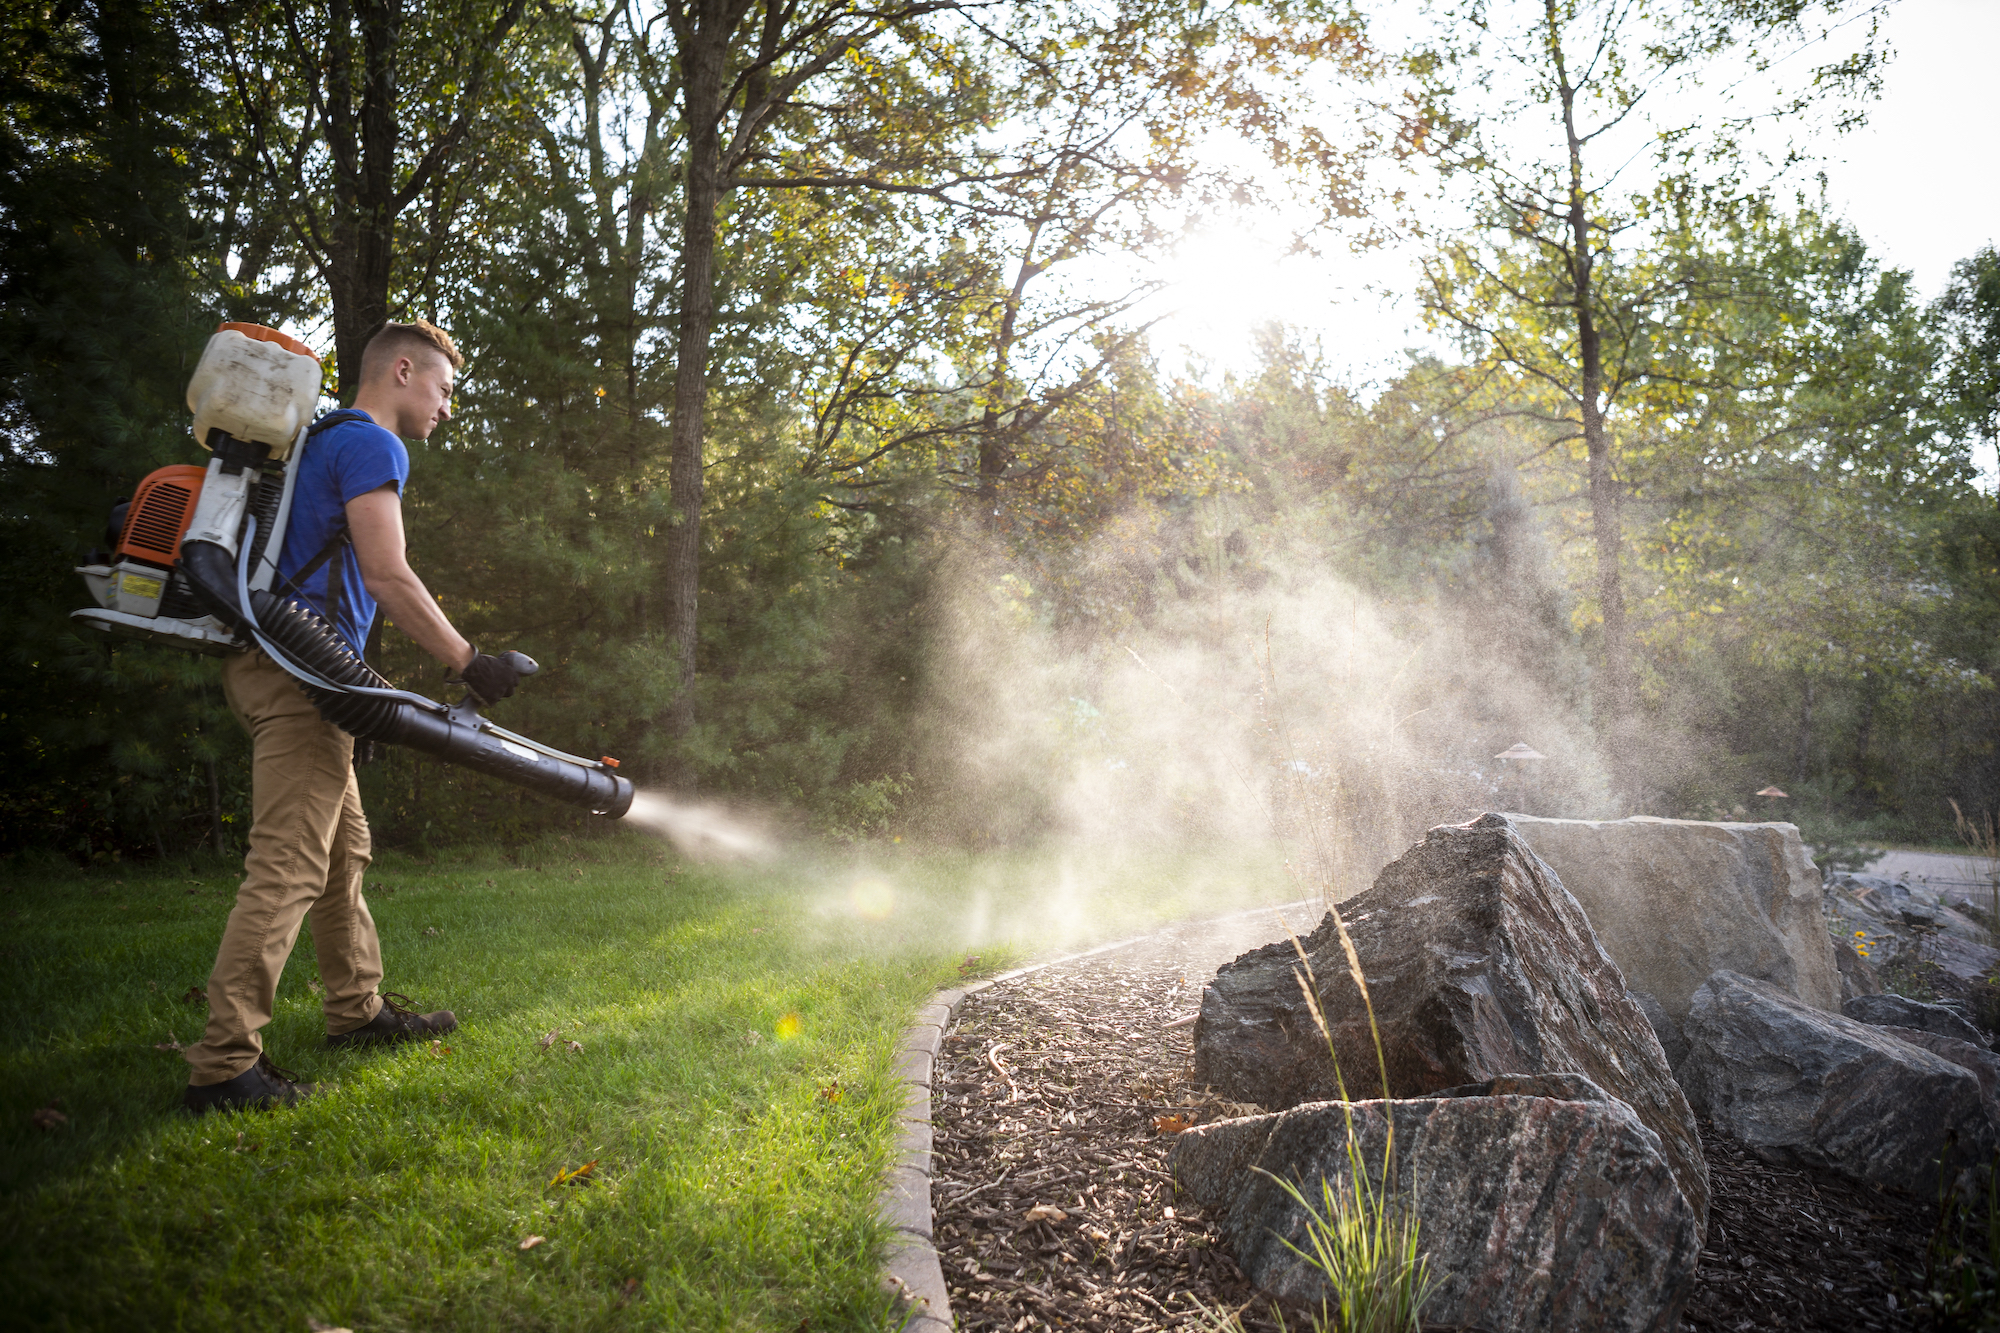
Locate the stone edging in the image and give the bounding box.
[877,899,1317,1331]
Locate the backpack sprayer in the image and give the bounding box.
[71,322,635,819]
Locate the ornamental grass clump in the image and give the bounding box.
[1191,915,1436,1333]
[1262,916,1438,1333]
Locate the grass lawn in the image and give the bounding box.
[0,831,1287,1331]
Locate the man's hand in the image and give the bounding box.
[454,651,524,706]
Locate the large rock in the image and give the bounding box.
[1171,1079,1699,1333]
[1878,1026,2000,1133]
[1844,993,1987,1047]
[1505,814,1839,1020]
[1680,970,1995,1192]
[1193,813,1708,1231]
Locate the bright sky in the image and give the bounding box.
[1143,0,2000,403]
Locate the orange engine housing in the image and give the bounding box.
[117,465,206,569]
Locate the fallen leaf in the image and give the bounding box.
[421,926,441,938]
[518,1234,546,1251]
[537,1028,561,1051]
[819,1081,842,1103]
[154,1039,184,1052]
[182,986,207,1004]
[307,979,323,996]
[485,879,496,888]
[958,955,982,975]
[1022,1203,1068,1224]
[1153,1114,1193,1135]
[549,1160,598,1187]
[742,1030,764,1046]
[428,1041,452,1058]
[31,1103,66,1131]
[614,1276,641,1306]
[566,1040,583,1054]
[232,1131,260,1153]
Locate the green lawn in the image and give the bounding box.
[0,832,1286,1331]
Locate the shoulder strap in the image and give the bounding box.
[308,407,373,437]
[275,408,371,601]
[276,519,351,601]
[283,408,386,657]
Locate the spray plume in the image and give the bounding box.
[904,508,1615,908]
[620,789,773,862]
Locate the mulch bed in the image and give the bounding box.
[1686,1127,1933,1331]
[930,908,1960,1332]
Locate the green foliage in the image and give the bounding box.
[1937,246,2000,446]
[0,0,249,860]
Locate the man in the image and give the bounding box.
[183,319,524,1115]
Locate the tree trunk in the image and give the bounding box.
[1549,0,1633,791]
[327,0,403,398]
[665,28,728,756]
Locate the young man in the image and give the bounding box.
[183,319,525,1115]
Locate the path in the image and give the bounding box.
[1862,848,1997,893]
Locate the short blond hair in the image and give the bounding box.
[360,319,463,383]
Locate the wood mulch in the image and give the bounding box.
[1686,1126,1933,1331]
[930,907,1960,1332]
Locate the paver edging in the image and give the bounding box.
[876,899,1317,1331]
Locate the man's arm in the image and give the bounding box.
[346,484,474,673]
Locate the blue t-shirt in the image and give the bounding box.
[277,412,409,653]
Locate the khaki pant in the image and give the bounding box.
[184,650,384,1084]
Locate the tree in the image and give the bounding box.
[941,4,1373,528]
[1411,0,1886,793]
[647,0,993,752]
[0,0,250,857]
[211,0,530,393]
[1936,245,2000,449]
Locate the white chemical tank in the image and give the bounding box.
[186,322,322,460]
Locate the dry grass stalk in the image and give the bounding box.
[1949,799,2000,949]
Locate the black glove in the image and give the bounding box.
[451,649,537,705]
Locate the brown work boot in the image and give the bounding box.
[184,1053,320,1115]
[326,991,458,1049]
